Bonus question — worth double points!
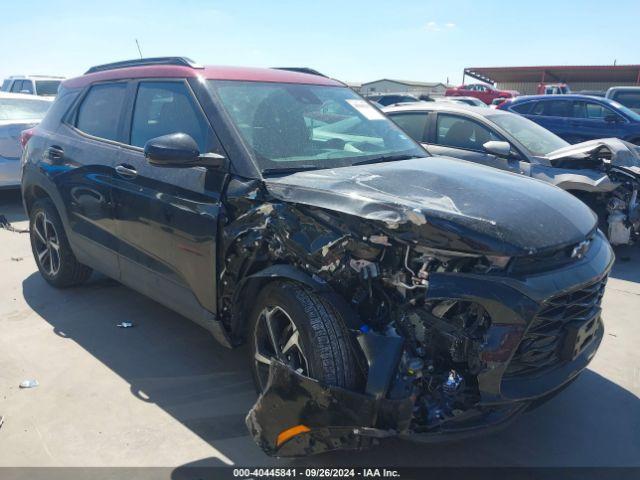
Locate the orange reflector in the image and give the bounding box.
[276,424,311,447]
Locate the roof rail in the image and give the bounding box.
[85,57,202,75]
[272,67,328,78]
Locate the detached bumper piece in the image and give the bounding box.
[245,361,414,457]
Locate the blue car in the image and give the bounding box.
[498,94,640,145]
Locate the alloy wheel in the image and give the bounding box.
[32,211,61,277]
[253,305,309,390]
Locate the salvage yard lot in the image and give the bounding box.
[0,188,638,469]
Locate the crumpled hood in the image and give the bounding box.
[542,138,640,172]
[265,157,597,255]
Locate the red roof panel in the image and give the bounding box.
[63,65,343,89]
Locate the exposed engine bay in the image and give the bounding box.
[213,158,614,456]
[539,138,640,246]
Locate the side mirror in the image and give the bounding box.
[144,133,225,169]
[483,140,511,157]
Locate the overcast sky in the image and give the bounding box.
[1,0,638,85]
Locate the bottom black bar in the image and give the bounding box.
[0,467,638,480]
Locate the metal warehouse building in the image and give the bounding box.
[463,65,640,95]
[359,79,449,97]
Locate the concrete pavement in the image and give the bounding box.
[0,189,638,470]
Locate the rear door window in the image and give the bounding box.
[545,100,570,117]
[75,83,127,141]
[530,101,545,115]
[389,112,429,142]
[435,114,501,151]
[20,80,34,94]
[129,81,209,152]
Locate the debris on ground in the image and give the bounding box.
[116,322,134,328]
[0,416,4,430]
[0,215,29,234]
[10,257,23,262]
[19,379,39,389]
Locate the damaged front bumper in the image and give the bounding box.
[246,231,613,457]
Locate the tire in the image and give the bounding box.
[29,198,92,288]
[249,281,358,392]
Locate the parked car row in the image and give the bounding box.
[17,57,613,458]
[498,94,640,145]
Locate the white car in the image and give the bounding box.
[1,75,65,97]
[606,86,640,114]
[0,92,52,188]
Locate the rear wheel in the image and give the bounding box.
[29,199,92,288]
[249,281,358,392]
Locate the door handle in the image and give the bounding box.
[46,145,64,161]
[115,164,138,178]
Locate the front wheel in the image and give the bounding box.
[249,281,359,392]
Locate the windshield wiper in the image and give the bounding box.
[352,154,424,166]
[261,165,319,175]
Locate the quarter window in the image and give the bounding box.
[75,83,127,141]
[436,114,501,151]
[130,81,209,151]
[390,112,429,142]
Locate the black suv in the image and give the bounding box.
[21,57,613,457]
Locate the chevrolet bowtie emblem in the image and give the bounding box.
[571,240,591,259]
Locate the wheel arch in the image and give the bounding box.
[228,264,358,344]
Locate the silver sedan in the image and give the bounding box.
[0,92,52,188]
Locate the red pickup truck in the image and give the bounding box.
[446,83,518,104]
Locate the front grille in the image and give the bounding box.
[505,276,607,377]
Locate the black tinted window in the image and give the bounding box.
[546,100,570,117]
[130,82,208,151]
[10,81,23,93]
[390,113,429,142]
[35,80,61,96]
[436,114,501,151]
[510,102,533,114]
[531,102,545,115]
[613,91,640,111]
[76,83,127,141]
[378,96,400,106]
[21,81,34,94]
